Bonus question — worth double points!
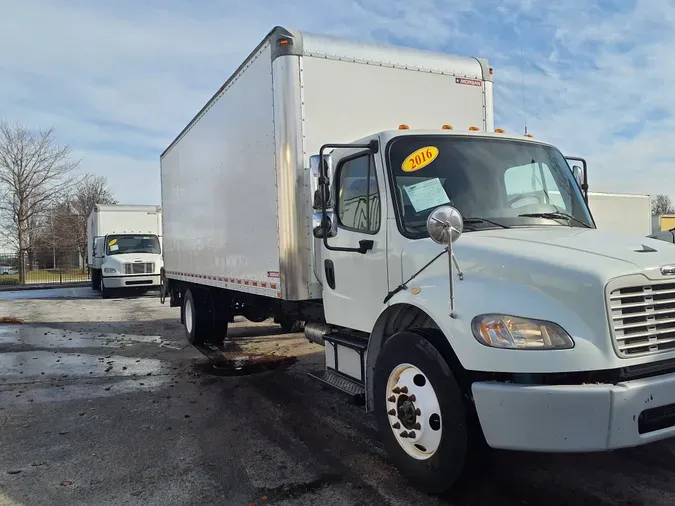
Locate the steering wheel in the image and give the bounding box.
[508,192,544,207]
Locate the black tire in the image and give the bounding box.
[91,270,101,291]
[208,310,229,345]
[373,331,469,494]
[279,318,303,333]
[183,289,214,345]
[100,276,113,299]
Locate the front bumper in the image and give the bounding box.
[102,274,160,289]
[472,372,675,452]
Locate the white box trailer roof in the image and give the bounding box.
[586,191,651,237]
[160,26,494,301]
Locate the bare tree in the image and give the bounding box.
[652,194,675,216]
[68,175,117,271]
[0,121,82,283]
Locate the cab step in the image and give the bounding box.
[309,369,365,404]
[308,330,368,405]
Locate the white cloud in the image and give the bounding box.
[0,0,674,205]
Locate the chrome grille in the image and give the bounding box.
[610,282,675,357]
[123,262,155,275]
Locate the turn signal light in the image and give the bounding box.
[441,124,453,130]
[398,124,409,130]
[494,128,505,133]
[525,133,534,138]
[469,126,480,131]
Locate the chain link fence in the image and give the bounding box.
[0,251,90,287]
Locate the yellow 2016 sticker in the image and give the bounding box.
[401,146,439,172]
[108,239,117,246]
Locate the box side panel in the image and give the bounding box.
[161,43,283,298]
[301,56,487,157]
[86,210,96,267]
[587,193,652,237]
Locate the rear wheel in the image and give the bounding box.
[91,269,101,291]
[373,331,469,494]
[183,288,228,345]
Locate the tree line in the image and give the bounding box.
[0,120,117,283]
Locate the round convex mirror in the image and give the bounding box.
[426,206,464,245]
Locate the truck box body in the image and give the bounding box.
[586,191,651,237]
[160,26,494,302]
[87,205,162,267]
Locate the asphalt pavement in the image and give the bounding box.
[1,288,675,505]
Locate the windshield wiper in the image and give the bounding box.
[518,211,592,229]
[463,217,510,229]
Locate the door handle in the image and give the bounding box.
[358,240,374,254]
[324,259,336,290]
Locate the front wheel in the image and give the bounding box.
[100,276,113,299]
[373,331,469,494]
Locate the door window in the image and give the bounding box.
[336,154,381,234]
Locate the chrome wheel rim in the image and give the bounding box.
[386,363,442,460]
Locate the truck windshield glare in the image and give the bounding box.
[105,234,161,255]
[387,136,594,237]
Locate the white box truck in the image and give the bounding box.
[87,204,163,298]
[159,27,675,493]
[586,191,652,237]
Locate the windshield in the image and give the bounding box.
[105,234,161,255]
[387,135,593,237]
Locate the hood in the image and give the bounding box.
[104,252,162,265]
[463,227,674,277]
[400,226,675,290]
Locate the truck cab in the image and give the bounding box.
[310,126,675,492]
[93,233,163,297]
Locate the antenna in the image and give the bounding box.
[520,46,528,135]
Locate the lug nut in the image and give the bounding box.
[388,396,396,403]
[392,422,401,429]
[408,394,416,402]
[388,409,396,416]
[409,431,416,438]
[415,408,421,416]
[414,423,421,430]
[399,431,408,438]
[392,387,401,394]
[400,386,409,394]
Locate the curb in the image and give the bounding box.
[0,282,90,292]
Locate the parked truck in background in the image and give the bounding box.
[159,27,675,493]
[586,191,652,237]
[87,205,163,298]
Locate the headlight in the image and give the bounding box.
[103,267,117,274]
[471,314,574,350]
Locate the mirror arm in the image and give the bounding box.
[318,140,379,254]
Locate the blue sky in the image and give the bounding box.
[0,0,672,204]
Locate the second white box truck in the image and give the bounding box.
[159,27,675,493]
[87,204,163,298]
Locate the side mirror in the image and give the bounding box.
[426,206,464,245]
[310,153,334,211]
[572,165,583,189]
[310,153,333,179]
[312,211,337,239]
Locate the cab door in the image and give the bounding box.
[321,147,389,333]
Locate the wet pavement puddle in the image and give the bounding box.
[0,325,176,350]
[0,351,165,383]
[0,376,171,406]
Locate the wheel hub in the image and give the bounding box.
[385,363,443,460]
[397,397,417,429]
